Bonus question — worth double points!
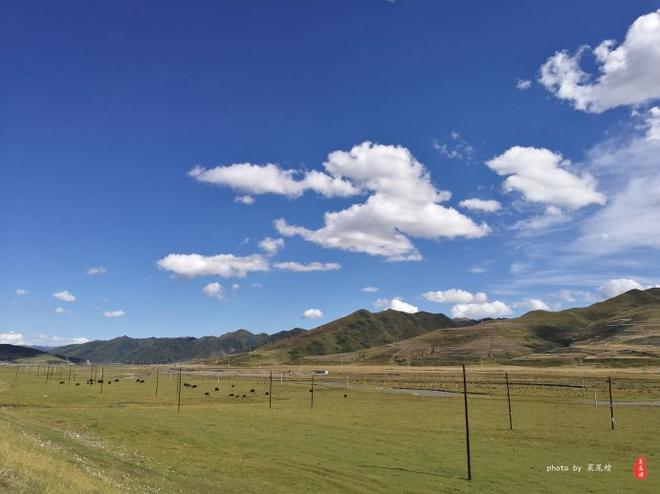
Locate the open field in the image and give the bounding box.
[1,364,659,493]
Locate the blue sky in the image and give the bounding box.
[2,0,660,346]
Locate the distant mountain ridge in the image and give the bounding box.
[257,308,468,360]
[49,288,660,366]
[0,344,84,364]
[52,310,467,364]
[54,329,270,364]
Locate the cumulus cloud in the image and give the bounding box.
[54,307,71,314]
[539,10,660,113]
[422,289,487,304]
[513,298,550,311]
[189,163,360,199]
[234,195,255,205]
[157,253,269,278]
[0,331,27,345]
[275,142,490,261]
[516,79,532,90]
[15,288,29,296]
[53,290,76,303]
[375,297,419,313]
[459,198,501,212]
[274,261,341,272]
[361,286,379,293]
[258,237,284,255]
[202,282,224,301]
[102,310,125,318]
[302,308,324,319]
[599,278,644,298]
[451,301,512,319]
[486,146,606,209]
[87,266,107,276]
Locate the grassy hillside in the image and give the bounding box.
[255,309,463,362]
[310,288,660,367]
[51,289,660,367]
[0,344,75,364]
[53,329,270,364]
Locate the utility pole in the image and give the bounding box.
[269,370,273,409]
[505,372,513,430]
[310,374,315,408]
[462,365,472,481]
[177,368,182,412]
[608,377,615,430]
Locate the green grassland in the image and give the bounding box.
[1,365,659,493]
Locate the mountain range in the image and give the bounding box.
[4,288,659,366]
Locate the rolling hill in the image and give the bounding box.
[296,288,660,366]
[50,288,660,366]
[0,344,81,364]
[53,329,270,364]
[251,308,468,362]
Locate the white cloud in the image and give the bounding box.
[451,301,512,319]
[375,297,419,313]
[67,337,90,344]
[516,79,532,90]
[87,266,107,276]
[234,195,255,205]
[556,289,596,304]
[577,173,660,254]
[469,266,487,274]
[53,290,76,303]
[513,298,550,311]
[0,331,27,345]
[189,163,360,199]
[102,310,125,318]
[157,253,269,278]
[598,278,644,298]
[35,335,90,345]
[258,237,284,255]
[274,261,341,272]
[432,131,475,161]
[510,262,530,275]
[202,282,224,301]
[539,10,660,113]
[15,288,29,296]
[459,198,501,212]
[512,205,568,232]
[575,119,660,254]
[54,307,71,315]
[275,142,490,261]
[361,286,379,293]
[422,289,487,304]
[231,283,240,291]
[646,106,660,141]
[486,146,606,209]
[302,308,324,319]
